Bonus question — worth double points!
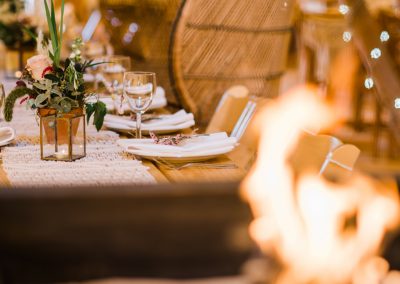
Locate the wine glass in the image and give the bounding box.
[82,41,107,91]
[101,55,131,99]
[123,72,156,139]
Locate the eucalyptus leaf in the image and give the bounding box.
[33,82,47,91]
[35,93,49,106]
[51,87,62,97]
[49,103,63,112]
[60,100,71,113]
[44,73,59,82]
[52,97,64,104]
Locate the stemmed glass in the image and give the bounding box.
[82,42,107,91]
[123,72,156,139]
[101,55,131,99]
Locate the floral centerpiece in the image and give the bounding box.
[4,0,106,130]
[4,0,106,161]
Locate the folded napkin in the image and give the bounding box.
[100,86,167,113]
[104,110,195,131]
[0,126,16,146]
[118,132,237,157]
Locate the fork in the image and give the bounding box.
[154,158,238,170]
[170,163,238,170]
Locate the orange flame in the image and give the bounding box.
[241,86,400,284]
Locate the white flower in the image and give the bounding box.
[36,30,54,61]
[26,54,52,80]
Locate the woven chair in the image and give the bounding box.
[99,0,182,104]
[169,0,295,126]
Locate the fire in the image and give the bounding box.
[241,86,400,284]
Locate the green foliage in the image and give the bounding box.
[4,87,36,122]
[86,101,107,131]
[43,0,64,67]
[5,0,107,132]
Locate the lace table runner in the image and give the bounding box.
[2,145,156,188]
[0,104,157,187]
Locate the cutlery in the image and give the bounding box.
[154,157,237,170]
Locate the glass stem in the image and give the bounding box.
[94,76,98,90]
[136,112,142,139]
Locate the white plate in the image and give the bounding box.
[0,139,15,147]
[124,145,235,163]
[0,127,16,147]
[119,132,236,162]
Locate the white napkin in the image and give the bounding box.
[0,126,16,146]
[118,132,237,157]
[104,110,195,131]
[100,86,167,112]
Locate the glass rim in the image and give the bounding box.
[123,71,156,76]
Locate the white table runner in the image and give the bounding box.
[0,96,156,187]
[2,145,156,188]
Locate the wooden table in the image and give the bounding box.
[0,147,245,187]
[144,157,245,183]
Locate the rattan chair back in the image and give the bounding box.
[169,0,295,125]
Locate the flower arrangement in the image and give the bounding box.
[0,0,37,49]
[3,0,107,131]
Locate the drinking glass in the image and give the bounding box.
[101,55,131,98]
[123,72,156,138]
[82,41,107,91]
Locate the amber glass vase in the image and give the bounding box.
[39,107,86,161]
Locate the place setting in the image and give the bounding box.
[100,70,238,166]
[102,72,192,136]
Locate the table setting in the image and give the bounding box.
[0,0,244,188]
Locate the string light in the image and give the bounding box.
[371,48,382,59]
[365,77,374,89]
[339,4,350,15]
[343,31,352,42]
[380,31,390,42]
[395,98,400,109]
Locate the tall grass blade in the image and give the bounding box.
[59,0,64,52]
[44,0,58,66]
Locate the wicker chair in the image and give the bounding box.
[169,0,295,126]
[100,0,182,104]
